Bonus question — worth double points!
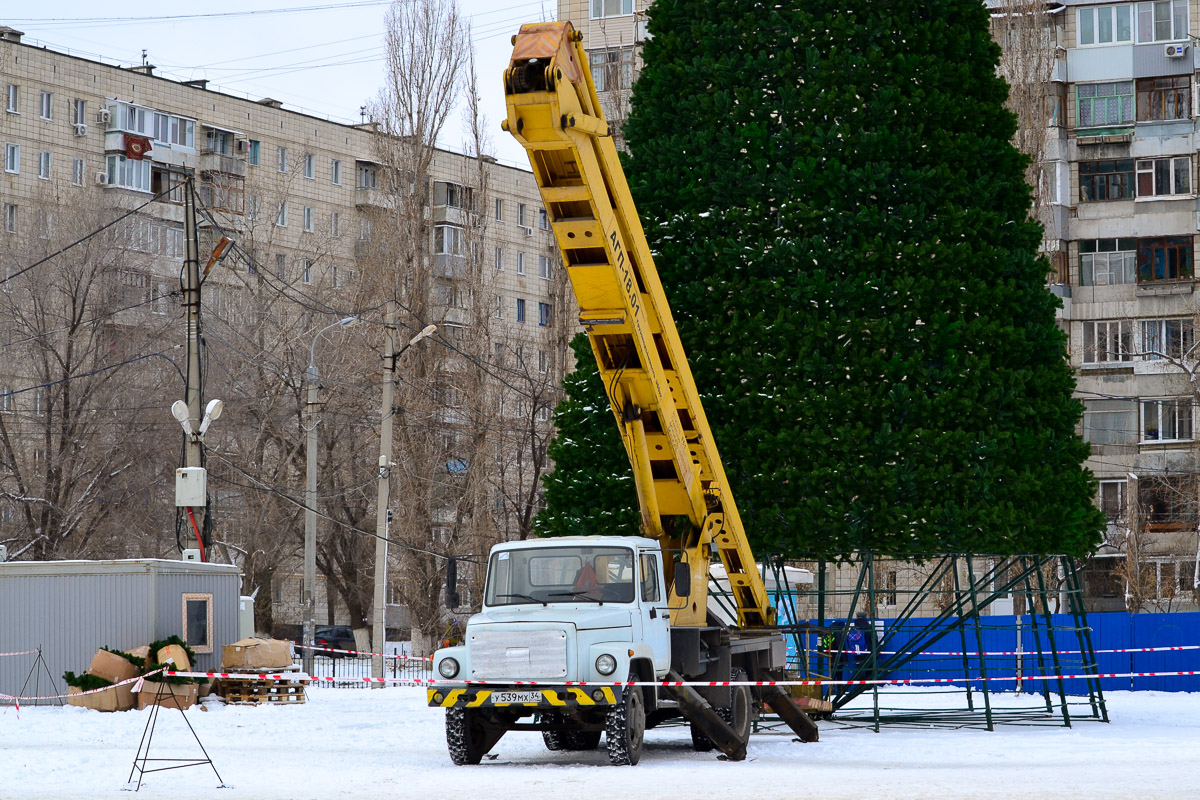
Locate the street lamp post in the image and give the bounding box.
[303,315,358,677]
[372,304,436,682]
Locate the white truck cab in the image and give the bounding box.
[433,536,671,690]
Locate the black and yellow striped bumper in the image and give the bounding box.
[427,686,619,709]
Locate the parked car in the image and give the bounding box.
[295,625,359,658]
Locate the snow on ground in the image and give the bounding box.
[1,688,1197,800]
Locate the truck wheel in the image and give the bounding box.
[541,712,568,751]
[606,674,645,766]
[689,669,751,751]
[446,708,491,765]
[563,730,602,751]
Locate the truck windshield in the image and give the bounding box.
[485,546,636,606]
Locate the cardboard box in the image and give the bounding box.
[67,683,135,712]
[222,638,293,670]
[127,645,151,661]
[86,649,140,684]
[156,644,191,672]
[136,680,199,711]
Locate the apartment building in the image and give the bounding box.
[0,26,567,628]
[994,1,1199,611]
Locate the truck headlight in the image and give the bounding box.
[438,657,460,679]
[595,654,617,676]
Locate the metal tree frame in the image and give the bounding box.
[709,553,1108,731]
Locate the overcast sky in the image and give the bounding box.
[7,0,554,168]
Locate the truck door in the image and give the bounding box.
[638,550,671,673]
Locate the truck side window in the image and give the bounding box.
[640,553,661,603]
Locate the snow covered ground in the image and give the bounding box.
[1,688,1197,800]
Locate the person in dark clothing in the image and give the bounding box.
[843,611,873,681]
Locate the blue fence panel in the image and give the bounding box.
[1131,612,1200,692]
[1084,611,1132,693]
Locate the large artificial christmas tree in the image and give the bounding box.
[538,0,1105,558]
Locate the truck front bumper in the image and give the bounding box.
[427,685,620,709]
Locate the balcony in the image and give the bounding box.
[198,151,246,177]
[355,187,395,209]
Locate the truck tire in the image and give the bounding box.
[689,669,752,752]
[564,730,602,751]
[605,674,645,766]
[446,708,491,765]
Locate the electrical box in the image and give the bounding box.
[175,467,207,507]
[181,548,201,562]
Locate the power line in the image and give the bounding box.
[9,2,394,26]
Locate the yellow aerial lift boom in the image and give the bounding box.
[502,21,773,632]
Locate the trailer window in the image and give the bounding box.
[182,593,213,654]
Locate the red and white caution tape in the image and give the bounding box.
[294,643,431,662]
[154,669,1199,689]
[821,645,1200,657]
[0,649,40,657]
[0,668,166,703]
[168,671,311,681]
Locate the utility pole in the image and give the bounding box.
[303,351,320,678]
[182,180,206,551]
[372,301,398,682]
[371,310,436,682]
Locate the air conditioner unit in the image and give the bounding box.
[520,225,533,237]
[73,123,88,136]
[1165,43,1188,58]
[236,138,249,152]
[95,171,109,185]
[97,107,111,124]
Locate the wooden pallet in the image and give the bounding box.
[217,676,308,705]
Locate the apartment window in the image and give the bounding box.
[516,298,526,323]
[4,84,16,113]
[3,204,15,233]
[246,194,259,220]
[106,155,151,192]
[1137,76,1190,121]
[4,143,18,174]
[434,224,463,255]
[1078,4,1134,45]
[359,218,372,241]
[39,91,52,120]
[331,212,340,238]
[1077,82,1134,128]
[1136,156,1190,197]
[248,140,260,166]
[331,262,343,288]
[517,252,525,275]
[303,206,314,232]
[275,254,287,279]
[1142,397,1192,441]
[590,47,635,93]
[1140,475,1194,527]
[494,295,503,319]
[518,203,528,227]
[277,146,289,172]
[116,103,150,135]
[438,181,471,209]
[302,153,314,179]
[1138,236,1192,282]
[37,151,50,180]
[153,113,195,148]
[1099,480,1127,521]
[538,255,551,279]
[538,302,553,327]
[1080,239,1137,285]
[1141,317,1193,360]
[538,349,548,373]
[301,259,313,285]
[70,98,86,126]
[591,0,633,19]
[331,159,342,185]
[358,164,377,189]
[495,198,504,222]
[0,387,10,413]
[1079,159,1134,200]
[494,246,504,271]
[538,208,549,230]
[1083,399,1137,445]
[72,158,85,186]
[1082,320,1133,364]
[536,405,551,423]
[1136,0,1188,42]
[276,201,288,227]
[35,210,51,240]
